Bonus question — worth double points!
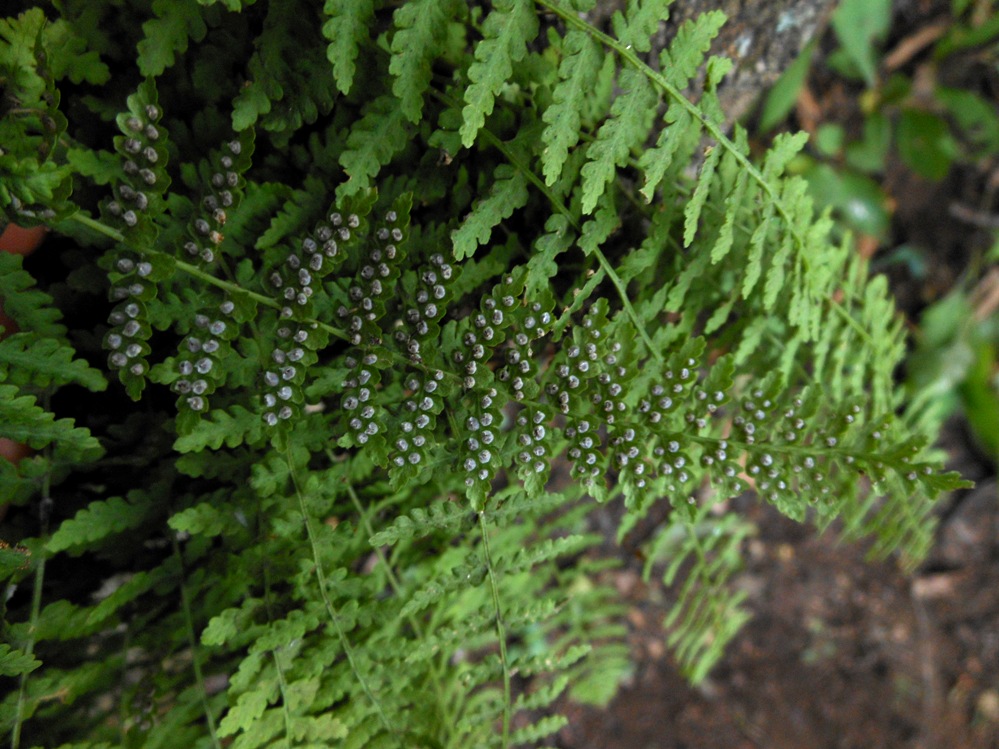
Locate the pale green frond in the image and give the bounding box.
[580,67,657,213]
[541,30,602,186]
[460,0,538,147]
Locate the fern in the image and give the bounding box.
[136,0,210,77]
[322,0,376,95]
[0,2,974,748]
[460,0,539,147]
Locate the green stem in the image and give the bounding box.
[171,536,223,749]
[9,553,44,749]
[260,519,295,742]
[284,448,395,737]
[10,394,53,749]
[478,512,511,748]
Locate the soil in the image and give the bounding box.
[557,2,999,747]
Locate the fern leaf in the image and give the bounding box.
[658,9,726,89]
[256,176,328,250]
[0,333,107,391]
[0,644,41,678]
[650,510,754,683]
[0,253,64,337]
[460,0,538,147]
[337,94,411,200]
[451,164,529,260]
[368,501,473,546]
[136,0,208,77]
[682,144,722,246]
[763,209,799,309]
[541,30,601,186]
[173,404,266,452]
[168,500,231,537]
[710,127,751,264]
[577,191,620,257]
[510,714,569,744]
[201,599,264,649]
[390,0,463,123]
[580,68,657,214]
[0,384,101,456]
[637,105,696,201]
[322,0,376,95]
[613,0,674,53]
[47,494,155,554]
[86,565,173,626]
[499,535,591,575]
[400,557,487,617]
[525,214,574,297]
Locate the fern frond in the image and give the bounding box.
[460,0,539,147]
[390,0,464,123]
[337,94,412,200]
[525,213,575,297]
[0,333,106,391]
[322,0,376,96]
[0,253,65,337]
[173,404,266,452]
[0,644,40,679]
[452,164,529,260]
[648,509,754,683]
[658,9,726,89]
[46,492,157,554]
[368,500,474,546]
[637,104,698,201]
[541,29,602,186]
[0,384,101,457]
[136,0,208,77]
[580,67,657,213]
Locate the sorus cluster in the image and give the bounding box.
[459,387,502,491]
[388,369,444,470]
[183,139,245,265]
[514,407,551,479]
[496,298,553,403]
[398,252,454,361]
[104,259,152,380]
[454,274,524,391]
[336,207,404,346]
[340,352,385,445]
[172,301,236,414]
[260,322,316,427]
[106,101,165,232]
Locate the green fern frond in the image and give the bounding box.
[452,164,529,260]
[136,0,208,77]
[0,384,101,457]
[46,492,157,554]
[580,68,657,213]
[173,404,267,452]
[658,9,726,88]
[541,29,602,186]
[322,0,377,95]
[337,94,412,200]
[390,0,464,123]
[0,333,106,391]
[460,0,539,147]
[0,253,65,337]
